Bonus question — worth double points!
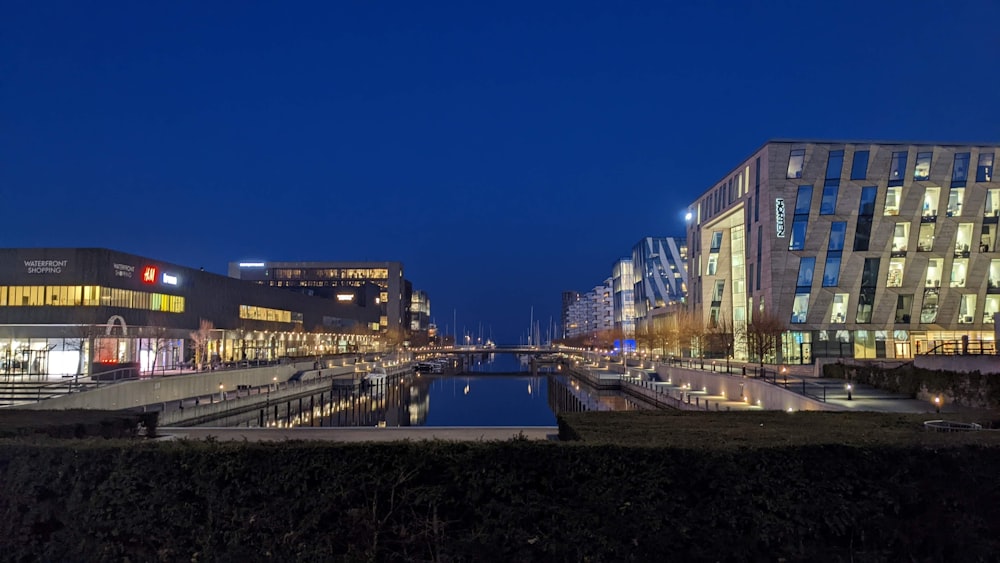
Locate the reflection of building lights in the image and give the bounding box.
[528,383,532,394]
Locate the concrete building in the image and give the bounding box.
[229,260,406,333]
[686,140,999,364]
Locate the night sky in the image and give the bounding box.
[2,1,998,344]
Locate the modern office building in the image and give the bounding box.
[686,140,999,364]
[631,237,688,324]
[0,248,379,377]
[409,290,431,333]
[229,260,406,333]
[612,258,636,336]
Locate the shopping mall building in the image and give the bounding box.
[687,140,999,364]
[0,248,379,378]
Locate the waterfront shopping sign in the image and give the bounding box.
[775,198,786,238]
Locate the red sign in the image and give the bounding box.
[141,266,158,284]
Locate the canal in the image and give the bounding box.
[203,354,651,428]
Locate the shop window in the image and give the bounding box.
[830,293,849,323]
[884,186,902,216]
[922,187,939,219]
[889,151,908,186]
[918,223,935,252]
[914,152,932,181]
[787,149,805,179]
[950,258,969,288]
[851,150,869,180]
[958,295,977,324]
[953,152,970,185]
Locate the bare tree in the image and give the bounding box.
[705,311,736,372]
[675,309,706,361]
[744,308,787,373]
[189,319,215,372]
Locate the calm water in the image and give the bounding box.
[209,354,645,428]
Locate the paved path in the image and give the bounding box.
[159,426,559,442]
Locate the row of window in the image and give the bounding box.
[238,305,303,324]
[787,148,995,184]
[792,183,1000,223]
[0,286,185,313]
[793,290,997,326]
[272,268,390,280]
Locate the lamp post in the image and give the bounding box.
[846,383,853,401]
[219,382,224,402]
[934,396,941,413]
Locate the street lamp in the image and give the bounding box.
[219,382,224,402]
[846,383,853,401]
[934,396,941,413]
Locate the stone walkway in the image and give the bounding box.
[159,426,559,442]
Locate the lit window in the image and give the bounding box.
[947,188,964,217]
[886,258,905,288]
[791,293,810,324]
[922,187,939,218]
[830,294,849,323]
[787,149,805,179]
[884,186,902,216]
[958,294,977,324]
[950,258,968,288]
[914,152,932,181]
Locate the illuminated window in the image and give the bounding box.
[914,152,932,181]
[958,295,977,324]
[950,258,968,288]
[786,149,805,179]
[922,187,939,218]
[918,223,935,251]
[830,294,849,323]
[947,188,964,217]
[886,258,905,288]
[925,258,943,288]
[884,186,901,216]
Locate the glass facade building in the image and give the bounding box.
[631,237,688,322]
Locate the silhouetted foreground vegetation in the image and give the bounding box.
[0,409,155,440]
[2,411,1000,561]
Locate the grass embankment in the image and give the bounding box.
[1,410,1000,561]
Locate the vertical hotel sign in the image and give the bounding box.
[775,198,786,238]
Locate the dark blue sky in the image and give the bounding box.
[2,1,998,343]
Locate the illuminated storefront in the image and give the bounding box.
[0,249,380,378]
